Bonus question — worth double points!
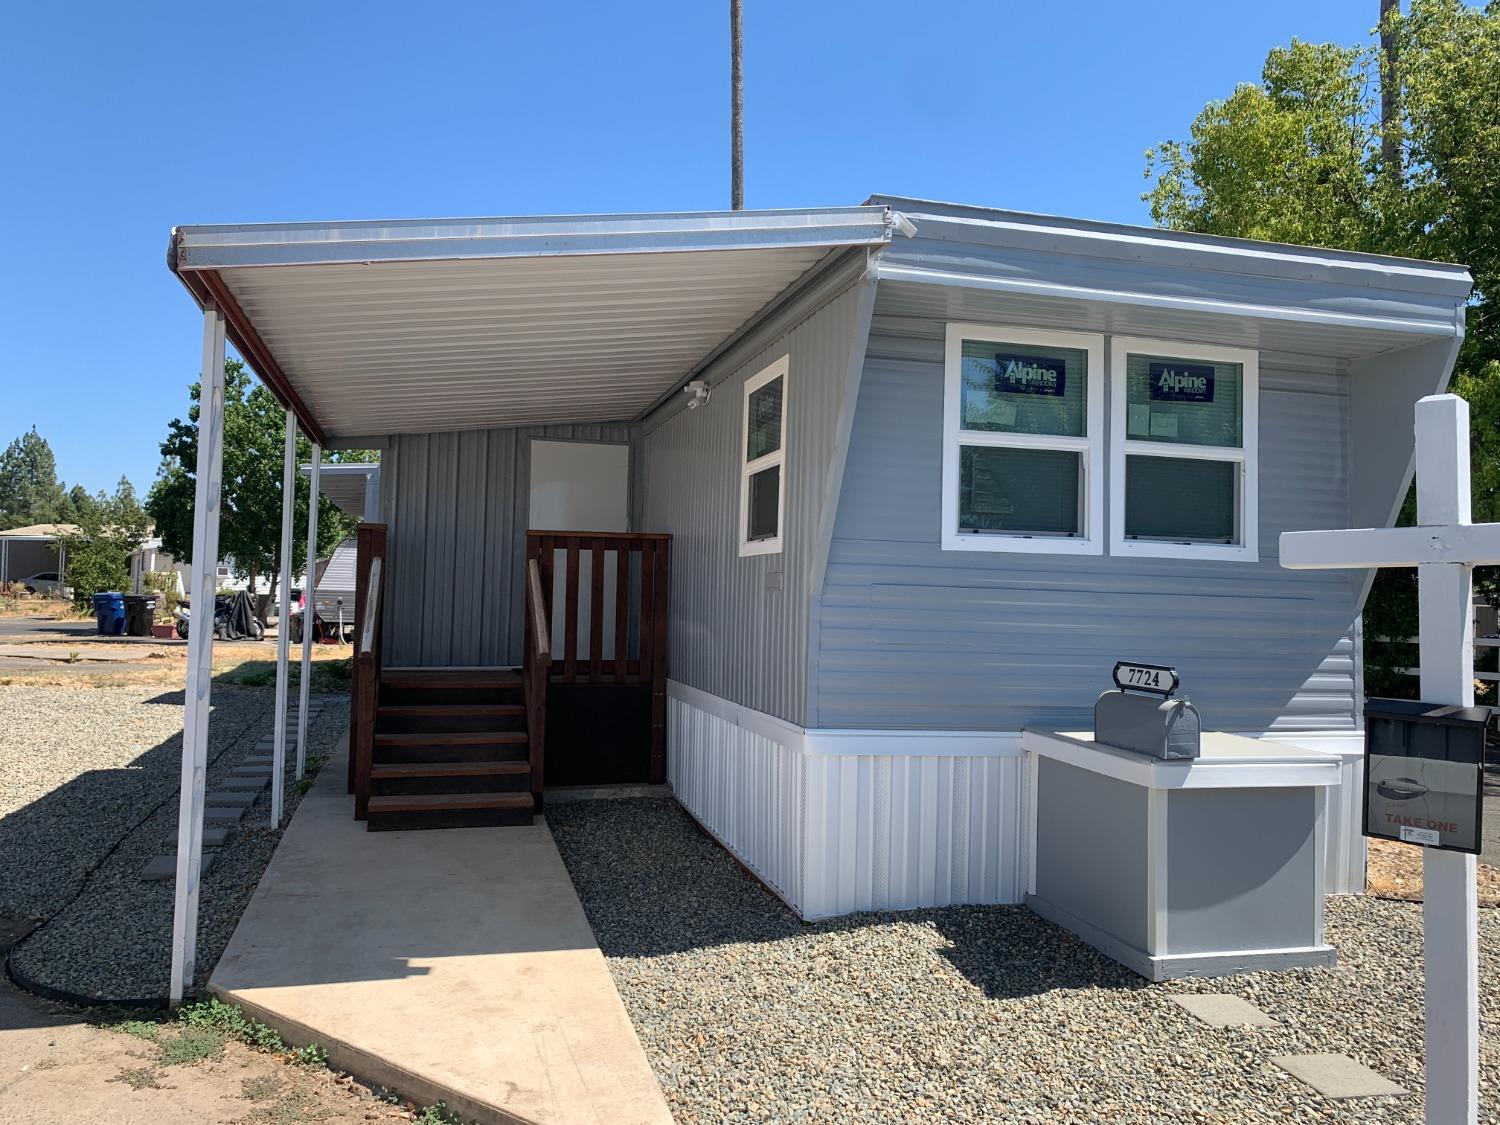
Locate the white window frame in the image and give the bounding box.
[1108,336,1259,562]
[739,355,789,557]
[942,323,1105,554]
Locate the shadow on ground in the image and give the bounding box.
[546,797,1144,1002]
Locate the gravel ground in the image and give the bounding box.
[0,685,349,1000]
[549,799,1500,1125]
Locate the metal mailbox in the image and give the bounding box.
[1094,661,1201,760]
[1363,698,1490,854]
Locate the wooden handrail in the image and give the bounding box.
[527,558,550,662]
[359,558,381,655]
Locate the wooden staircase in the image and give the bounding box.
[365,669,535,830]
[347,524,670,829]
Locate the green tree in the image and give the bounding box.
[1143,0,1500,698]
[146,360,358,598]
[0,427,71,528]
[56,477,150,608]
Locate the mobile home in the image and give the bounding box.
[167,198,1470,922]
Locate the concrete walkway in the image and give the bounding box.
[208,742,673,1125]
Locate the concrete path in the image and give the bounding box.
[209,743,672,1125]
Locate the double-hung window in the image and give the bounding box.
[740,355,788,556]
[1109,337,1258,561]
[942,324,1105,554]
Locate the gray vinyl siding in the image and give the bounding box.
[640,271,872,726]
[380,422,636,667]
[813,312,1358,733]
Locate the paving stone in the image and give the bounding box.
[1169,994,1276,1028]
[207,789,259,808]
[1271,1054,1407,1099]
[204,805,246,825]
[141,851,217,881]
[219,775,267,791]
[162,825,230,850]
[229,767,272,778]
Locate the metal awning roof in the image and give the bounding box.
[170,206,897,443]
[302,462,379,520]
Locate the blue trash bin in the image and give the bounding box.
[92,592,126,636]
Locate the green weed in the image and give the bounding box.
[110,1066,163,1090]
[240,1073,283,1102]
[177,998,285,1053]
[157,1024,226,1065]
[289,1042,328,1068]
[114,1018,161,1042]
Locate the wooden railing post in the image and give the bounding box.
[524,556,551,812]
[648,538,670,784]
[349,523,386,819]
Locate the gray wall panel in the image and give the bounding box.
[381,423,634,667]
[640,279,870,725]
[816,306,1358,732]
[1166,787,1319,953]
[1034,758,1149,951]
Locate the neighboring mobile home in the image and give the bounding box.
[168,198,1470,922]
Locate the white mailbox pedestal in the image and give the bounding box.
[1020,729,1341,980]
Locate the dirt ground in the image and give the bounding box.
[0,914,442,1125]
[1366,837,1500,906]
[0,634,353,691]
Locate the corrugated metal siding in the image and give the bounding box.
[668,692,805,909]
[311,538,357,615]
[381,422,635,666]
[641,277,869,725]
[801,750,1025,919]
[666,683,1027,920]
[815,312,1357,732]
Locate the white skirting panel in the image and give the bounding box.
[668,682,1367,918]
[667,691,806,910]
[667,681,1026,920]
[1252,731,1366,895]
[800,750,1025,920]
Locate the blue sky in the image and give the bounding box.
[0,0,1381,496]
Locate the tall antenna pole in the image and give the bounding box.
[731,0,744,210]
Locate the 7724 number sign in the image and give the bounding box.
[1112,661,1179,696]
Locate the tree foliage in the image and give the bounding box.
[1143,0,1500,698]
[55,477,150,608]
[146,360,360,594]
[0,427,72,529]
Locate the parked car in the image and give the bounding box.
[15,571,71,597]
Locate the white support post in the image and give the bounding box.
[296,445,321,779]
[1414,396,1480,1125]
[169,304,226,1006]
[271,409,297,828]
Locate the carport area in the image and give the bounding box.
[209,737,673,1125]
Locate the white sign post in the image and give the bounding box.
[1281,393,1490,1124]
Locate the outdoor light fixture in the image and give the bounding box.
[683,380,711,410]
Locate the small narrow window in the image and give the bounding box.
[1109,337,1258,561]
[740,356,788,556]
[942,324,1105,554]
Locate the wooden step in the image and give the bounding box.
[366,790,534,831]
[377,704,524,718]
[376,703,526,735]
[371,760,530,780]
[380,669,521,690]
[373,730,527,748]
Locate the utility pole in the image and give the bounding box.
[731,0,744,210]
[1379,0,1403,183]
